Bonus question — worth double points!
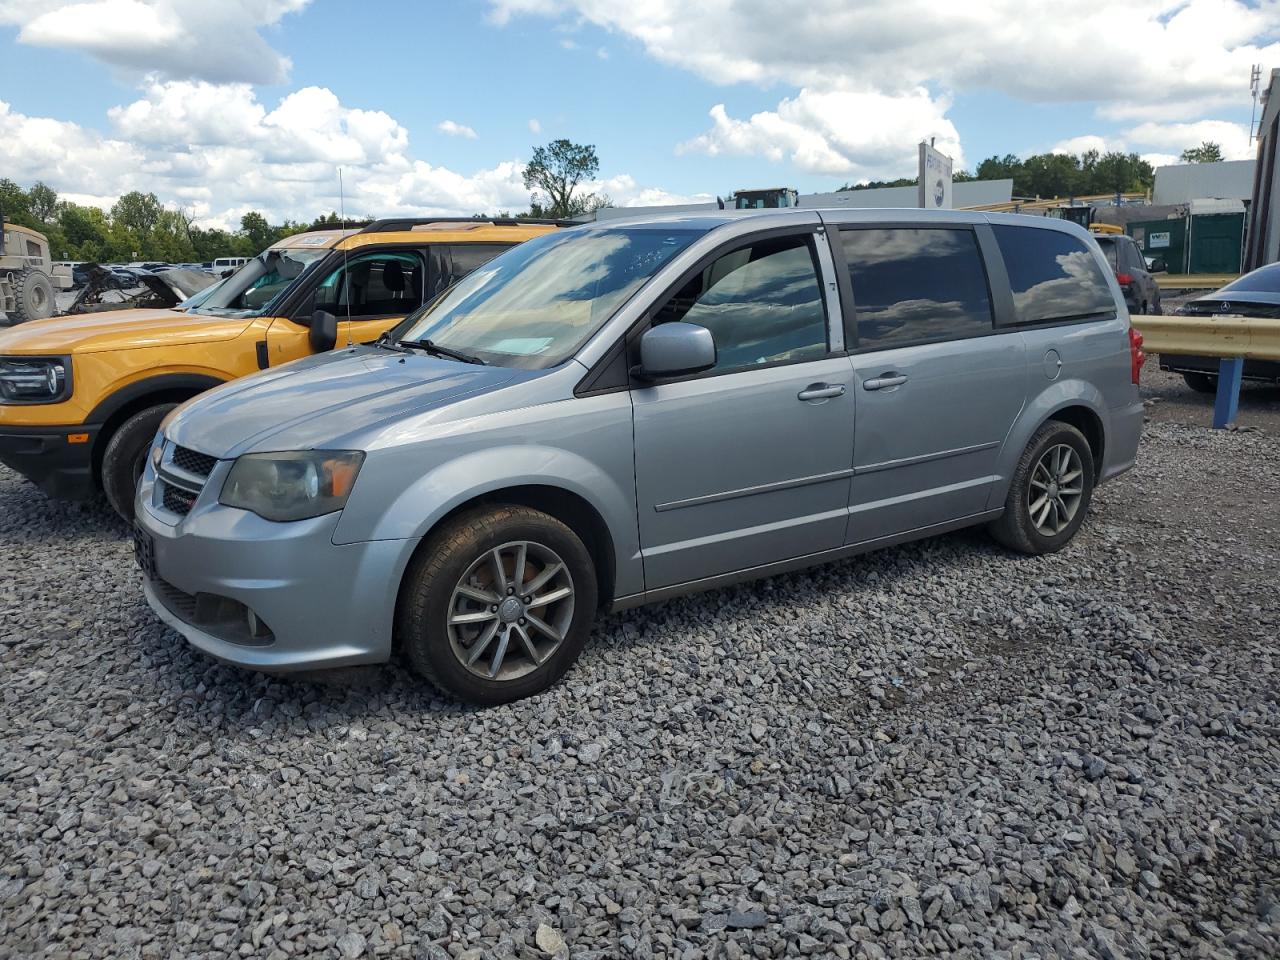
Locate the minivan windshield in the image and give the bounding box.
[394,226,703,368]
[189,248,329,319]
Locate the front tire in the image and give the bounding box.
[397,505,598,705]
[1182,371,1216,394]
[101,404,174,520]
[989,421,1095,555]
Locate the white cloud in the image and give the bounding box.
[1051,135,1113,157]
[1126,119,1255,161]
[679,88,962,180]
[437,119,479,140]
[0,86,682,230]
[528,118,542,134]
[492,0,1279,179]
[0,0,311,83]
[596,46,608,59]
[1047,120,1255,167]
[489,0,1280,121]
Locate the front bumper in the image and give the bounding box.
[0,424,99,499]
[135,481,416,671]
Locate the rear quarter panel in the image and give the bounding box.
[990,315,1140,507]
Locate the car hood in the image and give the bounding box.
[164,347,520,458]
[0,308,253,355]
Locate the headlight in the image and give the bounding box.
[219,450,365,522]
[0,356,71,404]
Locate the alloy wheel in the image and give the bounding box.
[446,540,575,681]
[1028,443,1085,536]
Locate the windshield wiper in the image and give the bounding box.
[397,339,487,365]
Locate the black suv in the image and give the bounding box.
[1094,234,1162,316]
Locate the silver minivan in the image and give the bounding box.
[135,209,1145,704]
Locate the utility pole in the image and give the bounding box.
[1250,64,1263,142]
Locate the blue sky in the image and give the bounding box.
[0,1,1271,227]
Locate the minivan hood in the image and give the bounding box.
[165,347,518,458]
[0,308,253,355]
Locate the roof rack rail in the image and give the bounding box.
[360,217,577,233]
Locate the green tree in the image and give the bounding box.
[1180,141,1224,163]
[0,178,36,228]
[522,139,601,218]
[110,191,164,240]
[28,182,58,224]
[1021,153,1081,198]
[1090,151,1153,194]
[239,211,276,252]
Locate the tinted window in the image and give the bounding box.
[652,235,828,374]
[397,227,702,369]
[311,251,423,318]
[992,225,1115,323]
[1094,237,1119,270]
[840,228,993,349]
[1221,262,1280,293]
[1122,240,1145,272]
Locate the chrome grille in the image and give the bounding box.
[171,445,216,478]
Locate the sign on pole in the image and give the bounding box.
[918,141,954,210]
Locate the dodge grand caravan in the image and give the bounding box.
[0,218,562,518]
[136,210,1145,705]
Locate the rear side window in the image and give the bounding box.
[992,225,1115,324]
[840,227,993,350]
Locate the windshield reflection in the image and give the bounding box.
[395,226,702,368]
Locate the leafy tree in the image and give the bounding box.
[28,182,58,224]
[110,191,163,238]
[239,211,276,252]
[1180,141,1224,163]
[522,139,601,218]
[0,178,36,228]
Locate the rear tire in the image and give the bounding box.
[989,421,1095,556]
[101,404,174,521]
[11,269,55,323]
[397,505,598,705]
[1182,371,1217,394]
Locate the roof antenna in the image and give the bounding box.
[340,167,353,348]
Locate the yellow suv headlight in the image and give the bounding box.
[0,356,71,404]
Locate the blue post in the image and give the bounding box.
[1212,357,1244,429]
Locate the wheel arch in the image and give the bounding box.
[86,374,225,481]
[992,382,1111,508]
[395,484,618,617]
[1045,404,1105,480]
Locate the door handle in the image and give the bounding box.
[797,383,846,402]
[863,374,908,391]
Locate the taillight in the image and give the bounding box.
[1129,327,1145,384]
[1116,272,1134,286]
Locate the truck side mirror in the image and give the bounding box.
[310,310,338,353]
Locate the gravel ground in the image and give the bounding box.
[2,412,1279,959]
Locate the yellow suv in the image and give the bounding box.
[0,218,562,518]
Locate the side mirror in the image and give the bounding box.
[1148,257,1166,274]
[636,321,716,380]
[309,310,338,353]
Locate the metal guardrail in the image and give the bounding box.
[1131,313,1280,427]
[1154,273,1238,290]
